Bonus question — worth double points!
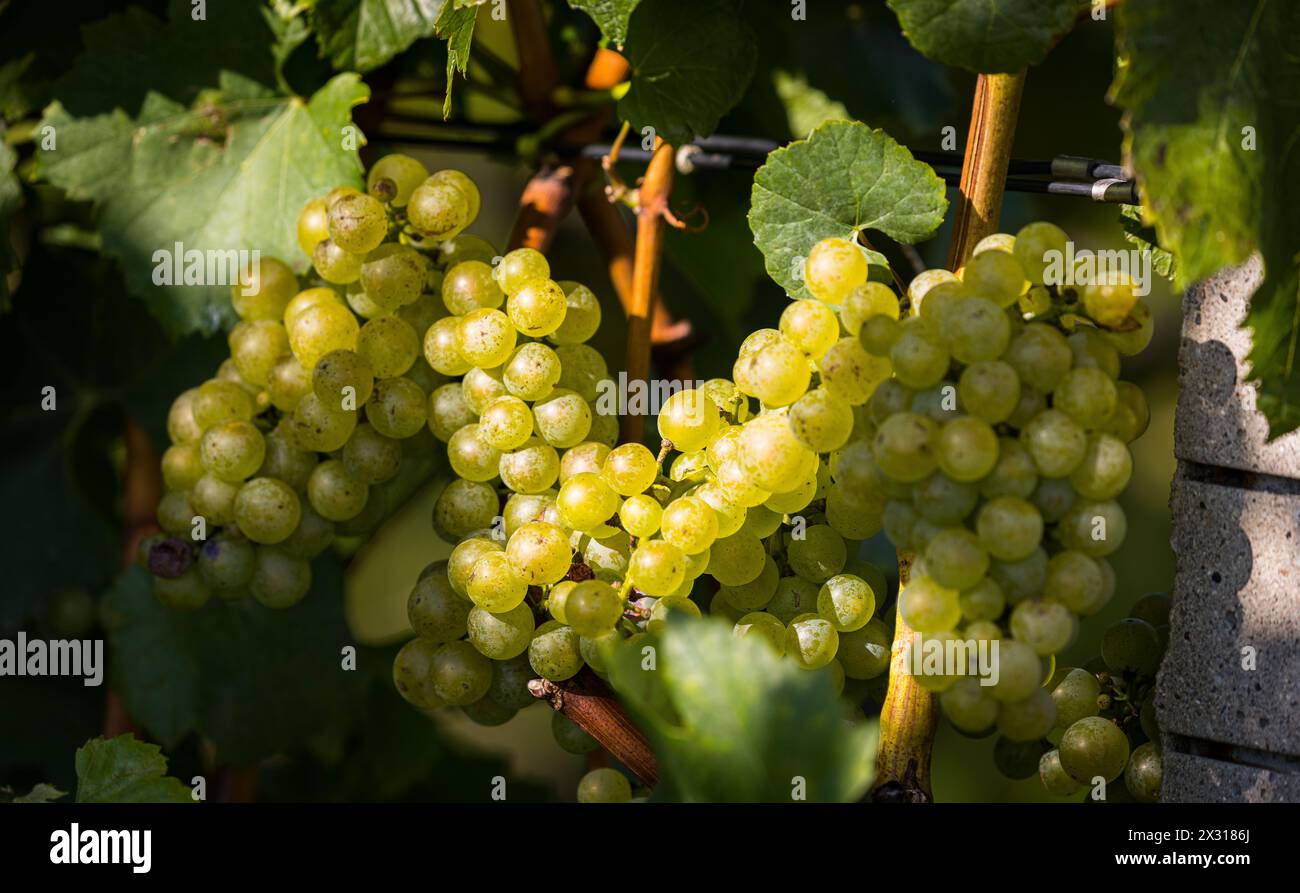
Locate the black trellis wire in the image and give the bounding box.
[374,120,1138,204]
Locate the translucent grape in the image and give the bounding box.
[657,388,721,451]
[494,248,550,295]
[780,299,840,359]
[1014,222,1069,286]
[1069,433,1132,500]
[619,494,663,538]
[1058,499,1126,557]
[563,580,623,638]
[367,153,430,206]
[466,550,527,612]
[499,437,560,493]
[602,443,658,497]
[738,412,814,493]
[1058,715,1130,784]
[958,361,1020,424]
[508,278,568,338]
[923,527,988,590]
[804,237,867,304]
[1053,367,1118,430]
[233,477,301,545]
[899,575,961,633]
[997,688,1057,742]
[408,179,471,242]
[467,603,535,659]
[872,412,938,483]
[787,524,847,584]
[307,459,369,522]
[817,573,875,632]
[502,342,562,401]
[890,324,950,390]
[507,521,572,585]
[408,572,471,643]
[368,377,427,439]
[935,416,999,482]
[819,337,891,405]
[577,768,631,803]
[296,198,331,258]
[975,496,1043,561]
[629,540,687,596]
[201,420,266,483]
[328,192,388,255]
[788,388,854,453]
[1004,323,1072,393]
[557,472,620,532]
[659,496,719,555]
[841,281,901,335]
[532,389,592,449]
[1022,409,1087,477]
[735,337,811,407]
[734,611,786,654]
[433,478,498,541]
[1010,599,1074,656]
[784,612,840,670]
[942,296,1011,363]
[529,620,584,681]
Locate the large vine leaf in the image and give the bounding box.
[102,564,375,766]
[886,0,1082,73]
[51,0,277,117]
[749,119,948,298]
[1112,0,1300,437]
[568,0,640,47]
[605,617,876,802]
[617,0,757,146]
[38,74,368,336]
[75,735,194,804]
[312,0,446,72]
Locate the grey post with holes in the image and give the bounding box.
[1158,256,1300,802]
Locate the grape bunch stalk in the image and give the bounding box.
[141,155,493,608]
[835,221,1161,799]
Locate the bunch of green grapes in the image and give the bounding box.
[833,221,1157,798]
[142,154,479,611]
[394,229,896,805]
[999,593,1168,802]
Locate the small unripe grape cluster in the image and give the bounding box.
[145,155,484,611]
[995,592,1168,802]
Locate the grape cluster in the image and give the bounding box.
[142,154,485,609]
[392,203,903,803]
[998,593,1168,801]
[819,221,1159,798]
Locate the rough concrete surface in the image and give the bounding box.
[1162,751,1300,803]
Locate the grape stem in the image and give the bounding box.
[870,552,938,802]
[945,71,1028,269]
[620,137,676,445]
[528,673,660,787]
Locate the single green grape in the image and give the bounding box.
[408,571,471,643]
[367,153,430,206]
[576,768,631,803]
[803,237,867,304]
[465,550,527,613]
[467,603,535,659]
[307,459,370,522]
[429,639,493,705]
[368,377,428,439]
[785,612,839,670]
[356,316,420,379]
[233,477,301,544]
[556,472,620,532]
[529,620,584,681]
[1058,715,1130,784]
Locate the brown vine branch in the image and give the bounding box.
[945,72,1027,270]
[529,672,659,787]
[505,0,558,120]
[620,137,675,445]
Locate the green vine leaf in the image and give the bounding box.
[311,0,446,73]
[38,74,368,336]
[435,2,478,118]
[605,617,876,802]
[748,119,948,298]
[74,735,194,804]
[568,0,640,47]
[1118,205,1176,281]
[1113,0,1300,437]
[51,0,277,117]
[1,782,68,803]
[886,0,1082,73]
[618,0,757,146]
